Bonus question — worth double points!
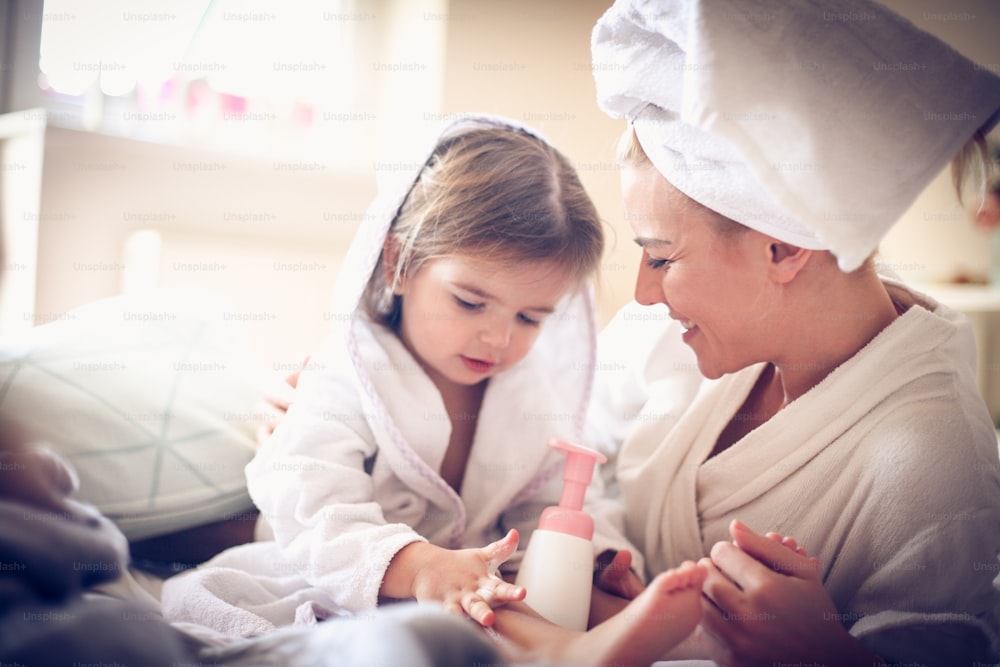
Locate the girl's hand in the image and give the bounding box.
[392,529,525,627]
[698,520,880,667]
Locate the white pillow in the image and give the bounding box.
[0,289,264,540]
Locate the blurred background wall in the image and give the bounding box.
[1,0,998,411]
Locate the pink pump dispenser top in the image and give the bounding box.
[515,437,608,630]
[537,438,607,540]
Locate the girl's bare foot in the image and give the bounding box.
[560,560,707,667]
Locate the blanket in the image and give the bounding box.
[0,445,197,665]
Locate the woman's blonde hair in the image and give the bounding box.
[363,122,604,329]
[951,129,994,205]
[616,125,654,171]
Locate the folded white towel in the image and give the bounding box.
[161,541,348,637]
[592,0,1000,271]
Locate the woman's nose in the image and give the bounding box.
[634,260,666,306]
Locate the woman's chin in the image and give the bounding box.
[694,355,728,380]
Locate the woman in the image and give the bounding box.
[587,0,1000,663]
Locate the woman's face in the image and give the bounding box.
[394,254,574,393]
[621,165,774,378]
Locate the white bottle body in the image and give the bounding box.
[514,528,593,631]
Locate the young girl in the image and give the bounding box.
[242,114,638,626]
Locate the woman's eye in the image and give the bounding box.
[646,256,671,270]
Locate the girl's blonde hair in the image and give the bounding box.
[363,122,604,328]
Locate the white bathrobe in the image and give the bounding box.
[240,305,635,615]
[161,116,638,637]
[604,279,1000,662]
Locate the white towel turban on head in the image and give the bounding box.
[592,0,1000,271]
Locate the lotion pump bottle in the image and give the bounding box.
[515,437,606,631]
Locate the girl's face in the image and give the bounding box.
[621,165,774,379]
[394,254,575,391]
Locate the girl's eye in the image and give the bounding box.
[454,296,484,311]
[646,256,672,270]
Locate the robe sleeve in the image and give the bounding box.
[831,399,1000,664]
[246,351,425,613]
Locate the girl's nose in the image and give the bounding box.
[480,316,512,348]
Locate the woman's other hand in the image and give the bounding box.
[594,549,646,600]
[255,356,306,444]
[699,520,882,667]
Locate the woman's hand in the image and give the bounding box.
[382,529,526,627]
[594,549,646,600]
[698,520,881,667]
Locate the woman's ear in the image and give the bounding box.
[382,235,404,294]
[767,242,812,284]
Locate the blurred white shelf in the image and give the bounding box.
[917,283,1000,313]
[915,282,1000,427]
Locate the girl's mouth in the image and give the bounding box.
[461,356,496,373]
